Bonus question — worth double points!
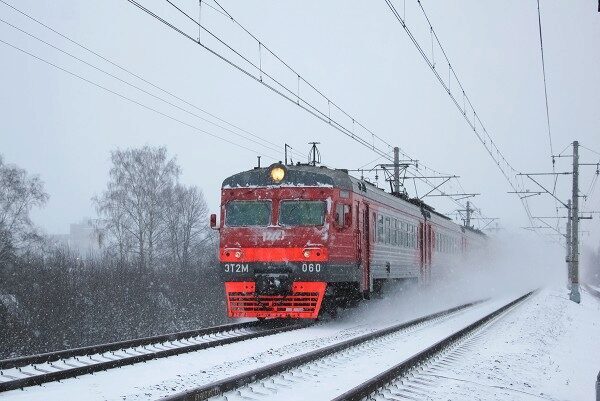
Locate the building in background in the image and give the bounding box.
[49,218,101,256]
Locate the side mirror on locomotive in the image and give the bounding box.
[210,213,218,230]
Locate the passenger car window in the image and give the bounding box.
[226,201,271,226]
[385,217,391,244]
[280,200,326,226]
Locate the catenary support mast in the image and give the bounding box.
[570,141,580,303]
[566,198,572,288]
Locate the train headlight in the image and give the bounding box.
[269,165,286,182]
[234,251,242,259]
[303,250,311,258]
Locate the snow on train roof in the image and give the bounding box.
[222,164,354,190]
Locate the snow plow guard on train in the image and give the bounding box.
[224,281,326,319]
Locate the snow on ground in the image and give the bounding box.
[3,283,595,401]
[212,296,519,401]
[0,283,500,401]
[398,286,600,401]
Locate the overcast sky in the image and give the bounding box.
[1,1,598,250]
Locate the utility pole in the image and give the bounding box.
[566,199,572,289]
[456,201,474,228]
[465,201,472,228]
[570,141,581,303]
[393,146,400,194]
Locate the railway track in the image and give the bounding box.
[582,282,600,298]
[0,319,308,393]
[333,291,532,401]
[160,300,482,401]
[161,293,531,401]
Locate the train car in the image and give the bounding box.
[210,162,486,319]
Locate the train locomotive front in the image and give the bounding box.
[214,163,360,319]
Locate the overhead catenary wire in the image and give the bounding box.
[535,0,562,234]
[124,0,485,220]
[0,17,291,158]
[156,0,397,161]
[0,38,279,159]
[536,0,554,159]
[384,0,538,230]
[183,0,485,216]
[0,0,305,161]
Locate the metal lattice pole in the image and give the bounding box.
[570,141,581,303]
[566,199,572,289]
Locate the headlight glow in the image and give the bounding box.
[270,166,285,182]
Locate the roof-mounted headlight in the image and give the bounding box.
[269,164,286,183]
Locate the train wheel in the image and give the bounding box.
[372,279,384,299]
[320,297,338,319]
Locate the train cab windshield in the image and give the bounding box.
[225,200,271,226]
[279,200,326,226]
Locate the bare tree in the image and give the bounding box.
[93,191,133,268]
[164,185,209,271]
[0,155,48,263]
[94,146,179,270]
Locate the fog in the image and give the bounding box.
[337,231,564,326]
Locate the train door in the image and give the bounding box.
[418,222,425,278]
[418,222,432,284]
[425,224,433,283]
[361,203,371,294]
[355,201,361,263]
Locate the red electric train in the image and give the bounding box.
[210,162,485,319]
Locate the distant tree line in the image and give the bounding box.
[0,147,225,359]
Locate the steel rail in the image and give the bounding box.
[582,283,600,299]
[332,291,533,401]
[1,321,260,370]
[160,300,482,401]
[0,320,308,392]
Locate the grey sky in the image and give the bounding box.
[1,0,598,248]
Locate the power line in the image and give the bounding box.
[155,0,397,161]
[580,144,600,157]
[124,0,485,217]
[0,38,278,159]
[536,0,554,158]
[0,0,304,161]
[384,0,538,230]
[535,0,561,235]
[0,17,291,159]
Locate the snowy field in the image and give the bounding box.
[395,286,600,401]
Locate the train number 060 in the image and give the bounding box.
[301,263,321,273]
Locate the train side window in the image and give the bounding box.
[385,217,391,244]
[392,218,398,245]
[400,222,405,247]
[335,203,351,228]
[377,214,384,243]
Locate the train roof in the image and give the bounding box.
[222,163,354,190]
